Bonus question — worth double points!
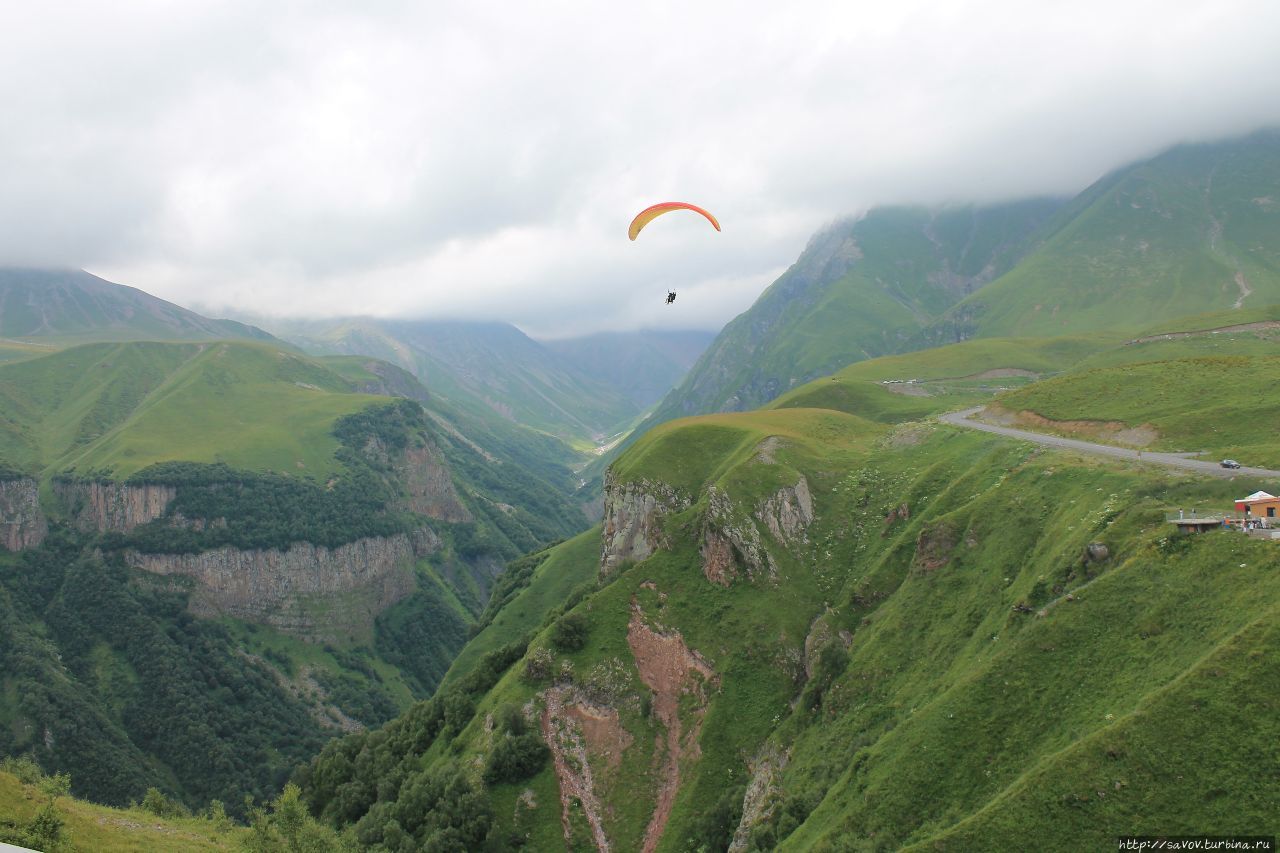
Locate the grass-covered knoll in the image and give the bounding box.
[993,353,1280,468]
[300,394,1280,850]
[0,340,385,479]
[611,407,873,495]
[937,130,1280,340]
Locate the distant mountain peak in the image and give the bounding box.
[0,267,279,345]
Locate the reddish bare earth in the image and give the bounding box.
[541,686,613,851]
[567,702,633,772]
[626,598,717,853]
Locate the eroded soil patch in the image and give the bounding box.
[627,598,717,853]
[542,686,613,852]
[980,405,1159,448]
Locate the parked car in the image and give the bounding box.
[1220,459,1241,469]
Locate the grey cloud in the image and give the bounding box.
[2,0,1279,336]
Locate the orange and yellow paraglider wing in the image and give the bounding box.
[628,202,721,240]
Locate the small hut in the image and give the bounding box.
[1235,491,1280,523]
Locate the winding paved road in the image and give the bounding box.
[940,407,1280,482]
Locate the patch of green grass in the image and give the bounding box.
[905,611,1280,850]
[613,408,874,494]
[1135,302,1280,336]
[0,768,245,851]
[0,340,390,479]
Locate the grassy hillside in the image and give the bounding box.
[295,371,1280,849]
[936,130,1280,341]
[645,200,1062,418]
[0,766,243,852]
[0,341,384,479]
[0,267,278,346]
[768,335,1109,424]
[0,758,358,852]
[991,351,1280,468]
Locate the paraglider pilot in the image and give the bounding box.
[666,291,677,304]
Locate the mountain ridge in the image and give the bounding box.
[0,267,281,347]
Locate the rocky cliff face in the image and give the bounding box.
[0,477,47,551]
[601,470,817,586]
[700,486,775,586]
[54,480,176,532]
[360,435,472,523]
[700,478,815,586]
[756,477,814,546]
[600,473,691,574]
[127,533,423,642]
[395,443,472,523]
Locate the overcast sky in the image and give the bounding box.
[3,1,1279,338]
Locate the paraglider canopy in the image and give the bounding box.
[628,202,721,241]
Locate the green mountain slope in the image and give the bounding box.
[982,328,1280,469]
[0,341,384,478]
[0,339,591,817]
[589,130,1280,491]
[574,200,1064,488]
[933,129,1280,341]
[0,268,279,346]
[272,317,643,445]
[647,200,1063,420]
[296,351,1280,849]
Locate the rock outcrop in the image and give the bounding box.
[360,435,472,523]
[802,614,853,680]
[1085,541,1110,563]
[127,533,419,642]
[54,480,176,533]
[395,442,472,523]
[700,486,774,585]
[914,519,960,572]
[0,477,47,551]
[729,746,790,853]
[755,477,814,546]
[600,473,691,574]
[701,484,805,586]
